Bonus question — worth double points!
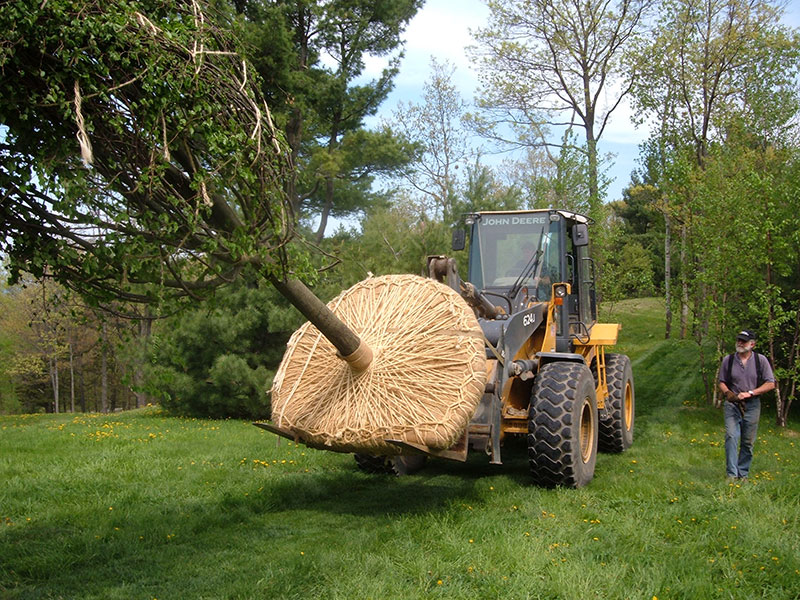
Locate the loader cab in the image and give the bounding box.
[565,218,598,345]
[460,209,597,348]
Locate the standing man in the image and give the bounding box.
[718,330,775,483]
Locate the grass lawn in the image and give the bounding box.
[2,298,799,599]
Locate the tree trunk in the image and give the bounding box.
[286,107,303,214]
[664,210,672,339]
[69,341,75,413]
[314,177,334,243]
[270,277,372,371]
[713,338,723,407]
[780,385,794,428]
[780,305,800,427]
[586,134,600,221]
[133,309,153,408]
[78,351,86,413]
[111,377,118,413]
[49,354,60,414]
[696,339,711,404]
[680,224,689,339]
[101,321,109,414]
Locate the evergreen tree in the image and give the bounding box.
[234,0,421,240]
[144,278,298,418]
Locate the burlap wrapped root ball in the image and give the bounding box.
[270,274,487,454]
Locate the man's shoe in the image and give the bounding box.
[726,476,737,484]
[739,477,748,484]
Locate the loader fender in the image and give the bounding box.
[535,352,585,366]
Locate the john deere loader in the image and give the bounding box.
[260,209,634,488]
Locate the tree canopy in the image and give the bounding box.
[471,0,652,219]
[0,0,296,307]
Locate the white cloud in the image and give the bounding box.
[389,0,487,98]
[402,0,488,65]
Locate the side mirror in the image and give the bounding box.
[572,223,589,247]
[452,228,466,251]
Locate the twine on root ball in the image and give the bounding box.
[270,274,487,454]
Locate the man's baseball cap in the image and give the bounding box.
[736,329,756,341]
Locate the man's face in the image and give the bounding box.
[736,339,754,354]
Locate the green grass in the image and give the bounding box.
[2,298,800,599]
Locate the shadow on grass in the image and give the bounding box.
[237,440,536,518]
[1,468,486,598]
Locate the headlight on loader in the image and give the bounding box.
[553,283,568,305]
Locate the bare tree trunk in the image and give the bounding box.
[101,321,109,414]
[314,178,334,243]
[713,338,723,407]
[315,118,341,242]
[780,305,800,427]
[664,210,672,339]
[698,278,709,336]
[49,354,60,414]
[133,309,153,408]
[586,134,600,222]
[781,383,794,428]
[111,377,118,413]
[680,224,689,339]
[42,280,60,413]
[78,351,86,413]
[696,327,712,404]
[771,321,786,428]
[69,341,75,413]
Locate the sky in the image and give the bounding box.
[360,0,800,206]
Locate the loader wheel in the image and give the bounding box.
[528,362,598,488]
[353,454,427,476]
[598,353,634,453]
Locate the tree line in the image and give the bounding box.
[1,0,799,425]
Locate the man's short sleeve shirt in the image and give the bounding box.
[719,352,775,394]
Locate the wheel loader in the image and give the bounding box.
[260,208,634,488]
[353,209,634,487]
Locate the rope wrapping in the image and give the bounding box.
[271,274,487,454]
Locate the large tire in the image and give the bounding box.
[528,362,598,488]
[353,454,427,476]
[598,353,635,453]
